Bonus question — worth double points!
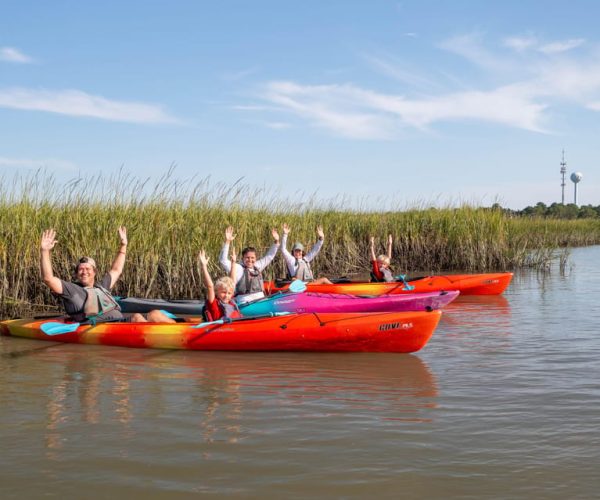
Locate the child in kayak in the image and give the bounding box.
[200,248,241,321]
[281,223,332,285]
[370,235,395,283]
[219,225,280,304]
[40,227,175,323]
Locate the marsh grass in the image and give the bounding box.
[2,171,600,318]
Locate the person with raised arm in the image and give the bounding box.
[281,223,332,285]
[40,227,175,323]
[199,248,240,321]
[369,234,395,282]
[219,225,280,304]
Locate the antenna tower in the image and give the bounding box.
[560,150,567,204]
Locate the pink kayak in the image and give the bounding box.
[239,290,459,315]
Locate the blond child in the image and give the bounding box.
[369,235,395,283]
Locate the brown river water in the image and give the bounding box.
[1,246,599,499]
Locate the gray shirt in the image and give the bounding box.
[57,273,123,322]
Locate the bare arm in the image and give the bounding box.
[108,226,128,288]
[387,234,393,260]
[369,236,377,262]
[199,249,215,303]
[40,229,63,294]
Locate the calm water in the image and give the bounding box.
[1,246,599,499]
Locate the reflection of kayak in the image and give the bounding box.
[117,290,459,316]
[0,309,442,353]
[265,272,513,296]
[239,290,459,316]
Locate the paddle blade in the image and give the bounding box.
[159,309,178,319]
[288,280,307,293]
[40,321,81,336]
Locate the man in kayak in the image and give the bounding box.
[199,248,241,321]
[370,235,395,282]
[40,228,175,323]
[219,225,280,304]
[281,223,332,285]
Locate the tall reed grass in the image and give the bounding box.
[2,171,599,318]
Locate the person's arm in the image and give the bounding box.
[304,225,324,262]
[230,247,237,282]
[219,226,235,272]
[108,226,128,288]
[40,229,63,294]
[369,236,377,262]
[255,228,281,271]
[280,224,295,274]
[387,234,393,260]
[199,249,215,303]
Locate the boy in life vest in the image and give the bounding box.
[219,225,280,304]
[199,249,241,321]
[369,234,395,282]
[40,227,175,323]
[281,223,333,285]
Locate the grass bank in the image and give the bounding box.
[1,172,599,319]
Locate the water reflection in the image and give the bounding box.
[2,346,439,456]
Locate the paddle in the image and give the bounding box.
[192,311,291,329]
[288,280,307,293]
[40,321,81,336]
[394,274,416,291]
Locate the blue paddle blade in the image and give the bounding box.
[159,309,178,319]
[40,321,81,336]
[288,280,307,293]
[395,274,416,291]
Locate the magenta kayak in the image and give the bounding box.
[239,290,459,315]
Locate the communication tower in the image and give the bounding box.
[560,150,567,204]
[570,172,583,205]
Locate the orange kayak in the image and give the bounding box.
[265,272,513,296]
[0,310,442,353]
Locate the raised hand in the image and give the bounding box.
[316,225,324,240]
[388,234,393,245]
[369,236,375,247]
[225,226,236,243]
[230,246,237,263]
[272,227,280,243]
[198,249,209,267]
[41,229,58,251]
[118,226,128,246]
[282,223,290,235]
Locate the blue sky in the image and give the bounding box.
[1,0,599,209]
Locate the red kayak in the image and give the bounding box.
[1,309,442,353]
[265,272,513,296]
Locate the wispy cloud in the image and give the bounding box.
[0,87,180,124]
[0,47,33,63]
[503,35,584,54]
[260,80,547,139]
[248,33,600,139]
[0,156,77,171]
[539,38,584,54]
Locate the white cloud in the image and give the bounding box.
[503,35,584,55]
[503,35,538,52]
[261,80,547,139]
[0,156,77,171]
[539,38,584,54]
[0,47,33,63]
[246,33,600,140]
[0,87,181,124]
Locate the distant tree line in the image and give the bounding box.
[490,202,600,219]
